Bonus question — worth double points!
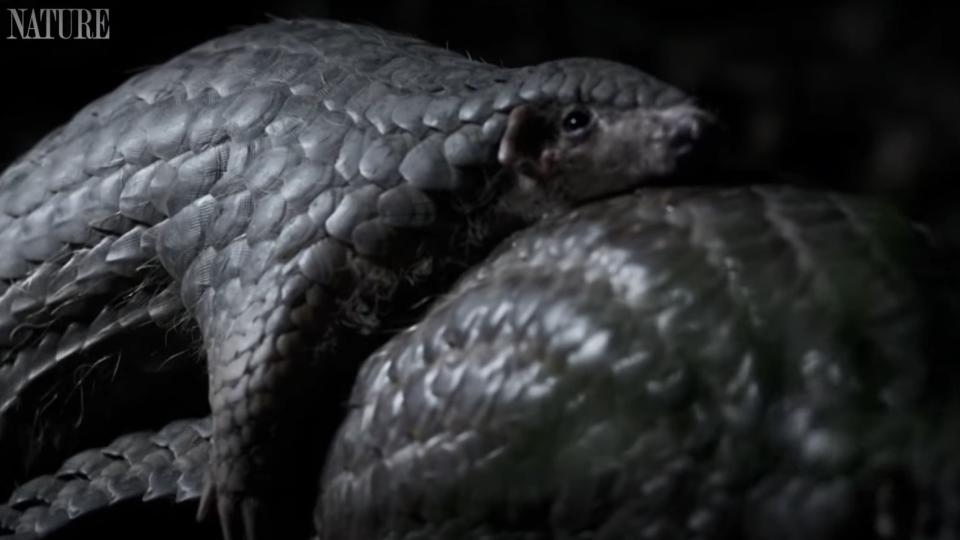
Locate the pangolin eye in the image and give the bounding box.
[561,108,593,134]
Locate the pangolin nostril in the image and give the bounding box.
[665,108,716,153]
[664,107,722,176]
[668,120,701,155]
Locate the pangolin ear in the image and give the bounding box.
[497,105,555,177]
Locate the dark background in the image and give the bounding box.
[1,0,958,242]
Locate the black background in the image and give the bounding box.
[1,0,959,242]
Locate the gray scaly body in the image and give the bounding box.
[0,18,708,539]
[3,187,958,539]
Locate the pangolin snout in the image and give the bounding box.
[655,104,720,175]
[658,104,715,154]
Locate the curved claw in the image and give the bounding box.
[197,476,246,540]
[198,473,311,540]
[197,475,215,524]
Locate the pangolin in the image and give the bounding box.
[0,18,710,540]
[2,186,957,539]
